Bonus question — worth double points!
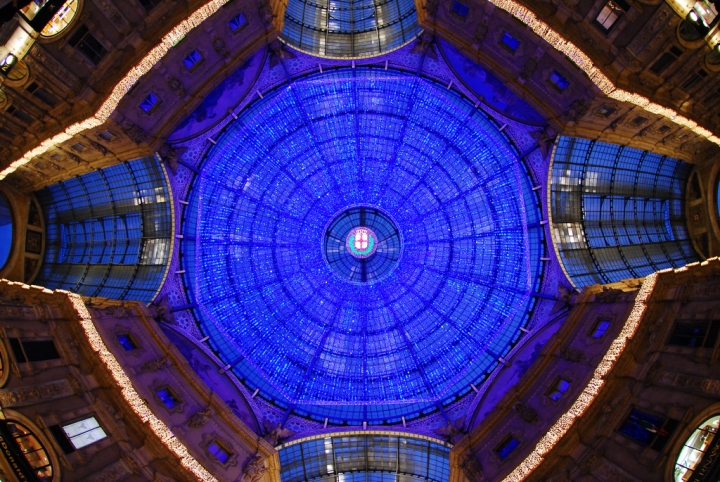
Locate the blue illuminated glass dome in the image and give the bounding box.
[184,68,543,425]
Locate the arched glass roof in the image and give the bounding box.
[0,194,12,270]
[183,68,543,425]
[35,156,173,302]
[550,136,698,288]
[281,0,421,58]
[278,433,450,481]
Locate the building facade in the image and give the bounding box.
[0,0,719,480]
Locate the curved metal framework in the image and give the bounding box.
[0,193,12,270]
[549,136,697,288]
[35,156,172,302]
[281,0,421,58]
[182,68,544,425]
[278,433,450,482]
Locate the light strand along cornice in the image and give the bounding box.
[0,280,219,481]
[0,0,718,183]
[0,0,232,181]
[482,0,720,146]
[501,258,719,481]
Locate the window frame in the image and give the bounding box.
[154,385,184,412]
[666,319,720,348]
[8,337,61,364]
[68,25,108,66]
[594,0,628,33]
[546,377,572,401]
[494,435,520,461]
[589,318,612,339]
[60,415,108,450]
[617,407,679,451]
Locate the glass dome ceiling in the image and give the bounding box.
[184,68,543,425]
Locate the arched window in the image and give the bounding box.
[5,421,54,481]
[20,0,80,38]
[674,414,720,481]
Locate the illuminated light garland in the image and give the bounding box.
[484,0,720,147]
[60,290,220,482]
[501,272,659,482]
[0,281,220,479]
[0,0,232,181]
[0,0,717,183]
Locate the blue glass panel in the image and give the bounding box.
[34,157,172,303]
[551,136,697,288]
[139,92,160,113]
[183,68,542,424]
[156,388,179,408]
[281,0,421,58]
[496,436,520,460]
[228,13,246,32]
[619,408,665,446]
[501,32,520,51]
[452,1,469,18]
[183,49,203,70]
[549,71,569,90]
[279,435,450,482]
[0,195,12,270]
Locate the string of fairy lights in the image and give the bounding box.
[486,0,720,145]
[501,270,659,481]
[64,289,220,482]
[0,0,233,181]
[0,0,719,182]
[502,258,719,481]
[0,280,219,480]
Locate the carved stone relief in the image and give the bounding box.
[0,379,73,407]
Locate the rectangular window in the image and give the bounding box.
[591,319,611,338]
[26,82,58,106]
[494,436,520,460]
[681,69,708,90]
[618,408,678,451]
[49,424,76,454]
[71,143,86,152]
[451,1,469,19]
[62,417,108,449]
[156,387,180,408]
[0,126,15,139]
[228,13,247,32]
[630,115,648,126]
[98,131,117,142]
[702,89,720,104]
[596,105,616,117]
[138,0,163,11]
[6,106,34,125]
[116,333,137,351]
[549,71,570,91]
[658,125,671,133]
[667,320,720,348]
[500,32,520,52]
[595,0,629,32]
[649,47,682,75]
[183,50,203,71]
[139,92,161,114]
[546,378,571,401]
[69,26,108,65]
[9,338,61,363]
[207,440,232,464]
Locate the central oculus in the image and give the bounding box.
[323,206,401,283]
[346,227,378,258]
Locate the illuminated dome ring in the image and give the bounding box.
[185,68,543,425]
[323,205,402,283]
